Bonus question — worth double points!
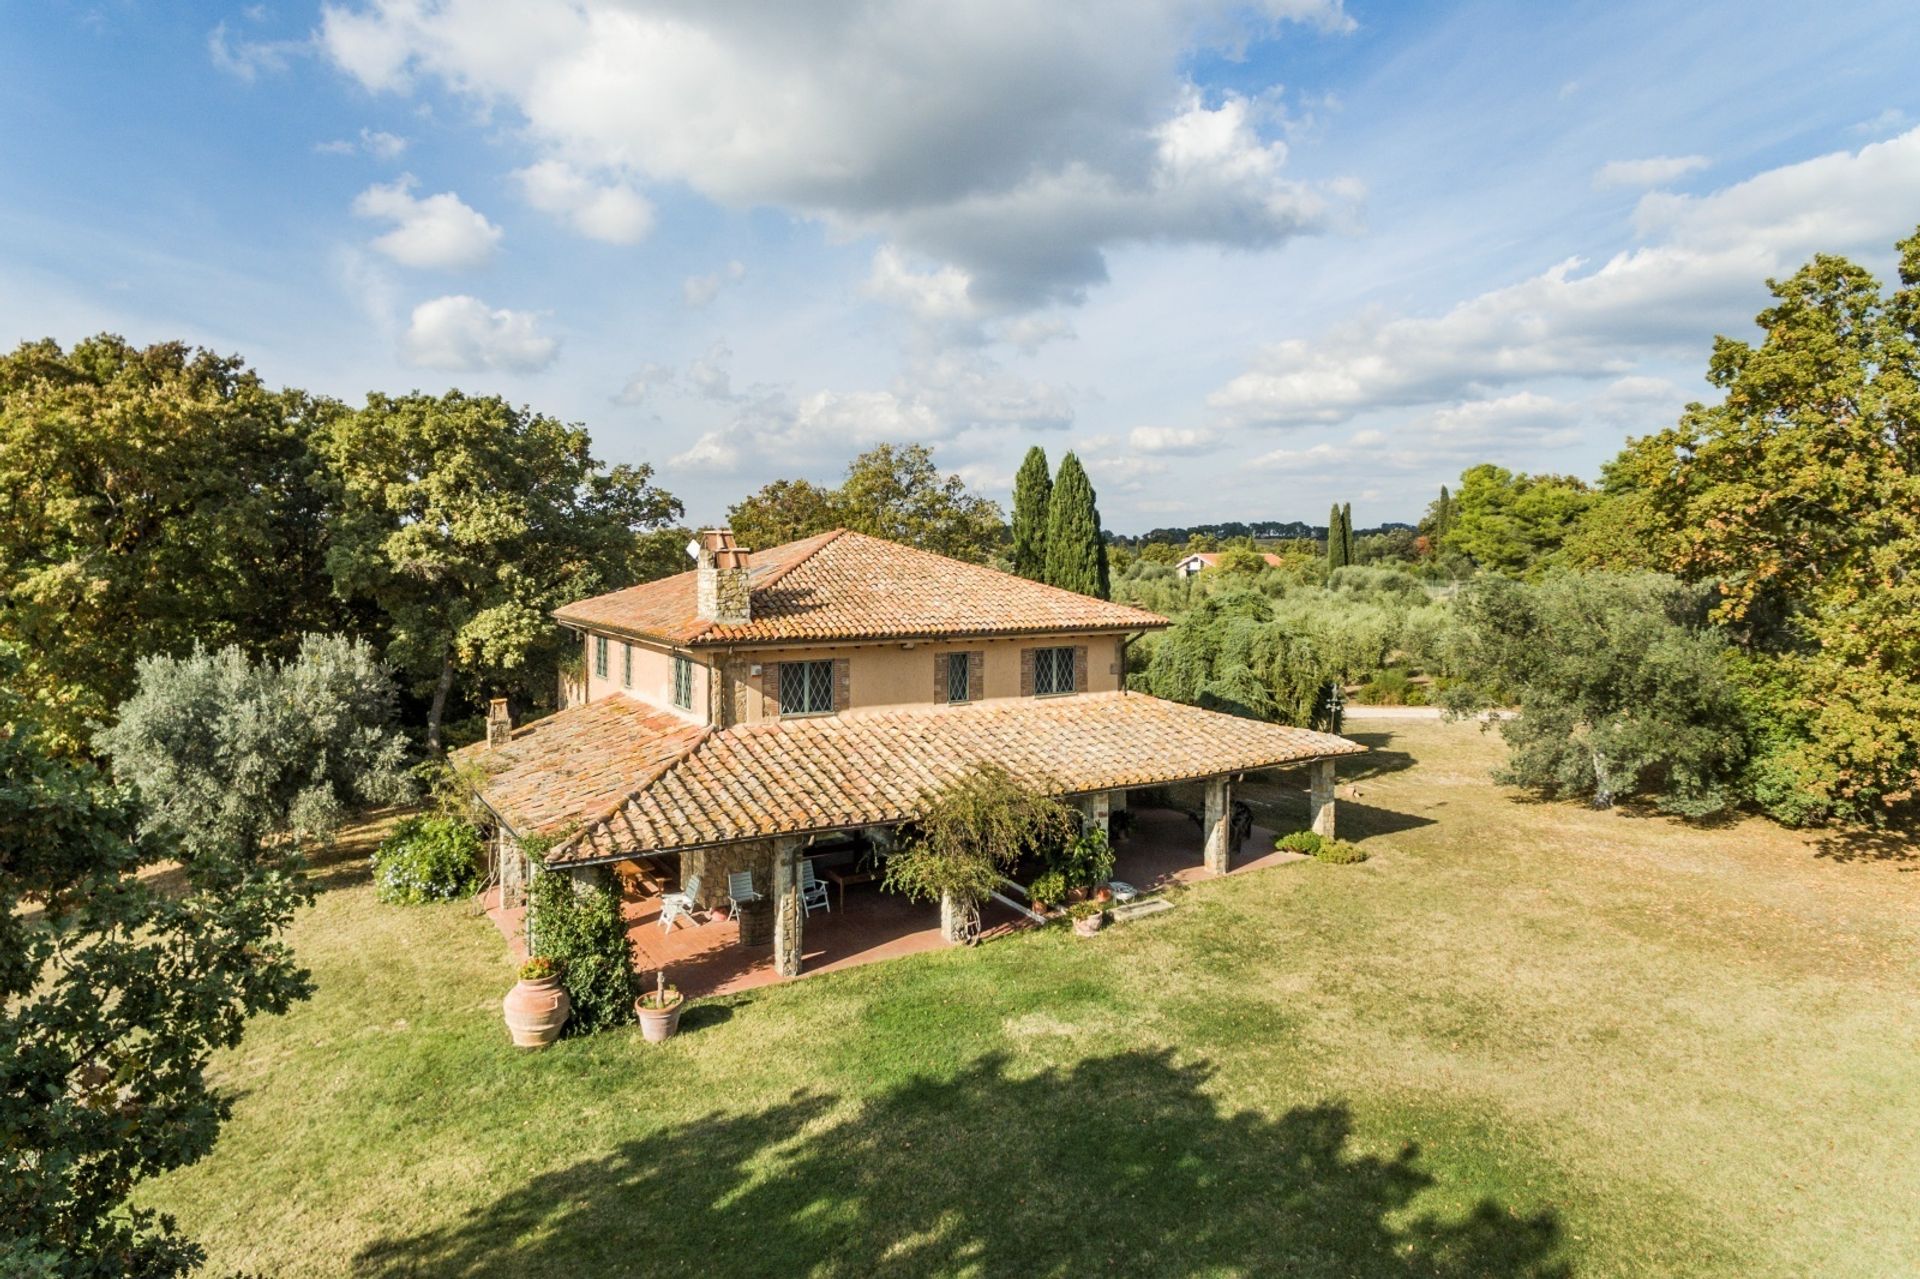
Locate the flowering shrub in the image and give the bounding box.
[371,814,482,904]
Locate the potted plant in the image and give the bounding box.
[1094,884,1114,904]
[1067,901,1109,938]
[502,956,571,1049]
[1029,870,1067,915]
[634,969,684,1043]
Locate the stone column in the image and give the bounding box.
[1202,777,1233,874]
[1308,758,1337,839]
[567,863,612,896]
[939,891,977,944]
[772,839,804,978]
[1082,789,1112,834]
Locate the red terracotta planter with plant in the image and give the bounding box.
[502,956,571,1049]
[635,970,684,1043]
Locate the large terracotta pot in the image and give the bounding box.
[502,975,571,1049]
[636,993,684,1043]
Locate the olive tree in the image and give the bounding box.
[1443,573,1748,817]
[0,646,314,1277]
[96,633,413,856]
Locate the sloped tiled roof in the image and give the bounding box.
[451,696,708,840]
[552,528,1166,647]
[537,692,1364,865]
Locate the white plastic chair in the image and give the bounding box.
[799,859,831,915]
[726,870,762,917]
[659,873,702,933]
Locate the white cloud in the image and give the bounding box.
[683,260,747,308]
[402,295,557,370]
[1211,127,1920,427]
[615,361,675,405]
[514,159,654,245]
[1592,154,1709,190]
[208,20,305,81]
[1851,107,1909,136]
[661,342,1070,475]
[1129,425,1223,454]
[316,127,410,159]
[352,175,502,269]
[318,0,1356,308]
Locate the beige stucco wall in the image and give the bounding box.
[579,631,709,725]
[725,632,1128,725]
[575,627,1130,726]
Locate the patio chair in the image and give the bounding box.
[799,858,831,915]
[659,874,702,933]
[726,870,762,917]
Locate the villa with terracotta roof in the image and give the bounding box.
[459,527,1362,989]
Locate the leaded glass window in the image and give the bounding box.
[1033,646,1074,695]
[946,652,971,702]
[672,654,694,709]
[779,659,834,715]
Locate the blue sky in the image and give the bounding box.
[4,1,1917,530]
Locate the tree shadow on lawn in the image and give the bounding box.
[355,1049,1565,1278]
[1812,825,1919,867]
[1335,731,1419,784]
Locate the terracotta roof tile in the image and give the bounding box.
[450,696,708,839]
[532,692,1364,864]
[552,528,1165,647]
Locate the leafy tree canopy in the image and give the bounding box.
[1581,228,1920,822]
[0,335,335,750]
[1441,464,1594,577]
[316,391,682,750]
[725,443,1005,564]
[0,645,314,1277]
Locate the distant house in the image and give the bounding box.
[1174,551,1285,577]
[457,528,1360,982]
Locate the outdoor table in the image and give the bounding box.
[822,865,878,911]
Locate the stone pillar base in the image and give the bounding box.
[772,840,804,977]
[1202,777,1232,874]
[1308,759,1337,840]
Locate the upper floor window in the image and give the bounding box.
[622,642,633,688]
[945,652,972,703]
[1033,646,1075,696]
[672,654,694,710]
[594,635,609,679]
[779,659,834,716]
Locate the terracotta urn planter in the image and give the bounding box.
[502,973,571,1049]
[1095,886,1114,904]
[635,989,685,1043]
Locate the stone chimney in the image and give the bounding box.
[485,697,513,749]
[693,528,752,625]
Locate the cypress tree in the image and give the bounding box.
[1342,501,1355,566]
[1326,502,1347,571]
[1043,452,1108,598]
[1010,446,1052,580]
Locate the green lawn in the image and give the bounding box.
[139,718,1920,1277]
